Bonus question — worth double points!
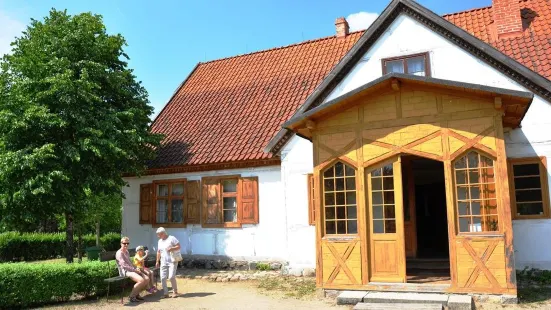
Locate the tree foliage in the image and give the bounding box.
[0,9,162,260]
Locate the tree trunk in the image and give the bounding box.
[77,228,82,263]
[95,220,100,247]
[65,212,74,263]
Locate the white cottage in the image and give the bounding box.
[123,0,551,296]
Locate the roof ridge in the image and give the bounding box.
[442,4,492,17]
[198,29,364,66]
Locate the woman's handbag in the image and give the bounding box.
[170,249,183,263]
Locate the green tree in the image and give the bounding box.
[0,10,162,262]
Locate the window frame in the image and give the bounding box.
[452,150,501,235]
[381,52,431,77]
[321,161,359,237]
[220,176,240,226]
[508,157,550,220]
[152,179,187,228]
[307,173,315,226]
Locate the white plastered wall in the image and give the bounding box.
[280,136,315,268]
[122,166,288,261]
[307,13,551,270]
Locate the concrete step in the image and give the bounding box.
[353,303,442,310]
[336,291,473,310]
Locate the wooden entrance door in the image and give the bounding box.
[367,157,406,283]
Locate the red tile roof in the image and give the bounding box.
[443,0,551,79]
[150,0,551,170]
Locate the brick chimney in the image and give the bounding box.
[335,17,349,38]
[493,0,523,39]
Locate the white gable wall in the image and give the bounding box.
[122,165,288,260]
[311,13,551,270]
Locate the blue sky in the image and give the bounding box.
[0,0,489,117]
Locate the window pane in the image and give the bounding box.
[384,191,395,204]
[458,202,470,215]
[325,193,335,206]
[459,217,470,232]
[336,192,345,205]
[335,162,344,177]
[345,177,356,190]
[223,197,237,210]
[171,199,183,223]
[326,221,336,234]
[386,60,404,73]
[345,165,355,177]
[171,183,184,196]
[383,164,393,176]
[373,192,383,205]
[348,220,358,234]
[517,202,544,215]
[373,205,384,219]
[514,177,541,190]
[385,220,396,233]
[469,170,479,184]
[471,217,482,232]
[471,201,481,215]
[222,179,238,193]
[324,167,334,178]
[383,177,394,190]
[457,187,469,200]
[485,200,498,215]
[384,205,396,219]
[324,179,335,191]
[337,221,347,234]
[224,210,237,223]
[156,199,168,223]
[372,168,382,177]
[515,189,542,202]
[325,207,336,220]
[373,220,384,233]
[513,163,540,176]
[336,178,345,191]
[456,171,467,184]
[346,192,356,205]
[486,215,499,231]
[372,178,382,191]
[336,207,346,219]
[467,152,479,168]
[470,187,480,200]
[347,206,357,219]
[157,184,168,197]
[455,157,467,169]
[406,56,426,76]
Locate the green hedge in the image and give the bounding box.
[0,232,121,262]
[0,261,119,309]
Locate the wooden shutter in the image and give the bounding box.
[307,174,315,225]
[139,183,153,224]
[186,180,201,224]
[239,177,259,224]
[203,178,221,225]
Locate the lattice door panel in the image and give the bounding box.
[321,240,362,286]
[456,238,507,291]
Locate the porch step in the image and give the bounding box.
[336,291,473,310]
[353,303,442,310]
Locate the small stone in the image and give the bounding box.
[221,278,229,282]
[230,275,240,282]
[205,261,212,269]
[185,275,193,279]
[229,261,236,268]
[240,276,249,281]
[248,262,257,270]
[289,268,303,277]
[215,277,223,282]
[202,276,210,280]
[302,268,315,277]
[212,260,222,269]
[194,275,202,279]
[270,262,282,270]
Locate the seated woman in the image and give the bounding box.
[116,236,149,303]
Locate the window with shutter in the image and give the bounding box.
[152,179,187,228]
[201,175,259,228]
[186,180,201,224]
[139,184,153,224]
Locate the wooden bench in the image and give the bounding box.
[100,248,159,304]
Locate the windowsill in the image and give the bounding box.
[152,223,187,228]
[323,235,359,241]
[456,233,504,238]
[202,223,243,229]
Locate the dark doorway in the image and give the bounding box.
[403,156,450,284]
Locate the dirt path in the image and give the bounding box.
[42,278,350,310]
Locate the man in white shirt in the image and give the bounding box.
[155,227,181,298]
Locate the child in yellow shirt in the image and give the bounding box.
[134,245,157,293]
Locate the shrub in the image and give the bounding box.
[0,232,121,262]
[0,261,119,308]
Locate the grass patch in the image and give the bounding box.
[257,277,316,299]
[256,263,271,271]
[518,287,551,304]
[517,268,551,287]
